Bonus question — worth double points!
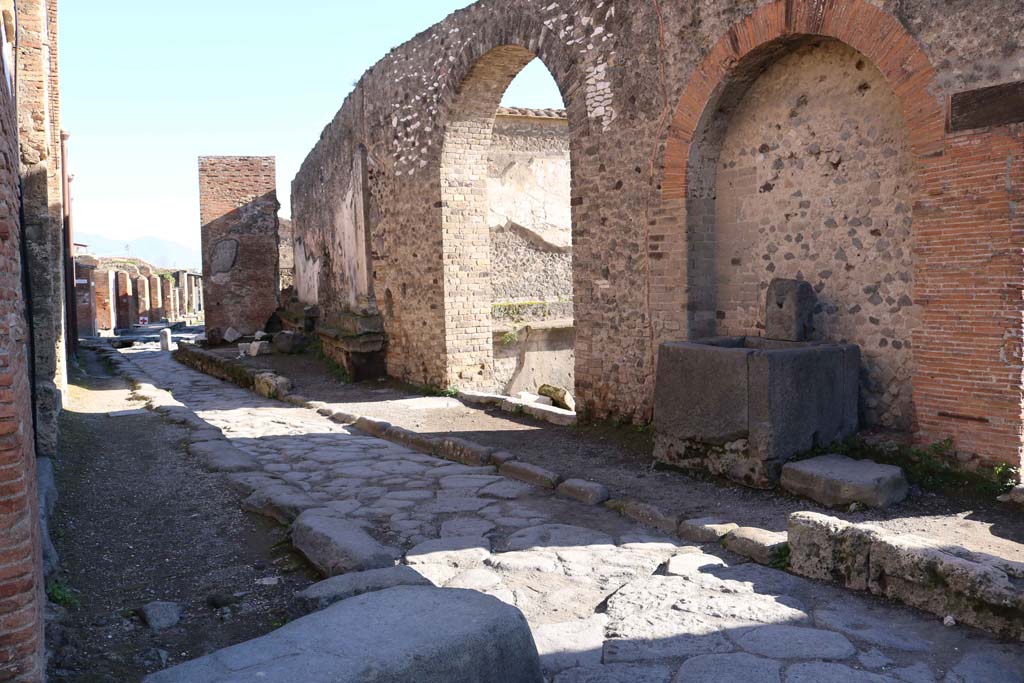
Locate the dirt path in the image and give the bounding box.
[48,350,316,682]
[233,349,1024,564]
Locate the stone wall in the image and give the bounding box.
[279,217,294,292]
[292,0,1024,469]
[18,0,65,460]
[711,40,916,430]
[488,109,572,309]
[0,4,45,676]
[199,156,280,339]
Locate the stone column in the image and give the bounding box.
[134,276,150,323]
[94,269,116,331]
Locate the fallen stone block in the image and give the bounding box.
[143,586,542,683]
[722,527,789,566]
[292,509,400,577]
[295,565,432,613]
[500,461,562,489]
[677,517,739,543]
[223,327,242,343]
[781,454,908,508]
[538,384,576,412]
[557,479,610,506]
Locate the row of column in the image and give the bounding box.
[82,265,203,333]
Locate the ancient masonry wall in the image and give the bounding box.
[713,40,917,430]
[488,110,572,308]
[278,217,294,293]
[0,4,45,677]
[18,0,65,460]
[292,0,1024,468]
[199,156,280,339]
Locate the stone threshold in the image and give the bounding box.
[161,342,1023,642]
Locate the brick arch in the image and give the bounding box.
[653,0,944,339]
[436,19,584,390]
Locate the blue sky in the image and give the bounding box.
[60,1,563,253]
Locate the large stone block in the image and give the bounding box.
[292,509,400,577]
[781,454,908,508]
[654,337,860,487]
[144,586,543,682]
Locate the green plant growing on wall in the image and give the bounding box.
[501,329,519,346]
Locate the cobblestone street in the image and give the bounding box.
[114,345,1023,682]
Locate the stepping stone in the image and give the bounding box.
[675,653,781,683]
[295,566,432,612]
[781,454,908,508]
[734,625,855,660]
[143,586,542,683]
[292,509,400,576]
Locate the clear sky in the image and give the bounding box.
[60,1,563,254]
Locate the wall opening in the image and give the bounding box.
[687,38,916,430]
[441,48,573,398]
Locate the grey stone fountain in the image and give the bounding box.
[653,279,860,488]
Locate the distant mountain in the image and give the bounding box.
[76,232,201,270]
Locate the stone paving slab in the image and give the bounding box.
[118,346,1024,682]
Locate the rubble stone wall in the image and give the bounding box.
[292,0,1024,468]
[199,156,280,338]
[0,5,44,676]
[488,112,572,308]
[712,39,916,430]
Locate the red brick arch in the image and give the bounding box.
[650,0,1024,467]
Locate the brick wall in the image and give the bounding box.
[292,0,1024,468]
[199,156,280,339]
[17,0,65,460]
[148,275,163,322]
[93,270,116,331]
[0,3,45,676]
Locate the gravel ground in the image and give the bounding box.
[232,348,1024,564]
[47,349,316,682]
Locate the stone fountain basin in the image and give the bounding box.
[653,336,860,487]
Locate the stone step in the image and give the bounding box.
[144,586,542,682]
[781,454,908,508]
